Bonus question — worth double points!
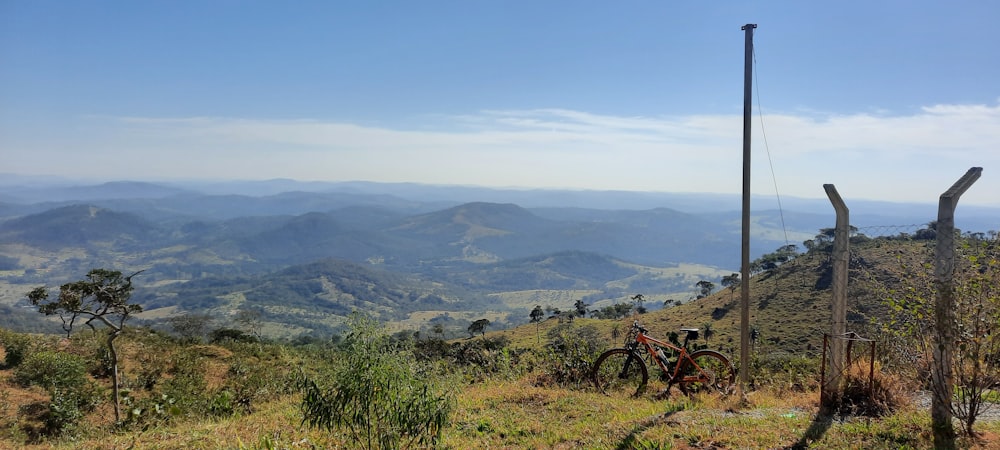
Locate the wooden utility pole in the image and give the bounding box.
[931,167,982,449]
[739,23,756,390]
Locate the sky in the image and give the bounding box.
[2,1,999,206]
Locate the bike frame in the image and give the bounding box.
[629,325,709,385]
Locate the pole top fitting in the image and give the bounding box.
[742,24,757,30]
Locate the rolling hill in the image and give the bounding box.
[1,178,997,345]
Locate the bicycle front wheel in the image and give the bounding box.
[592,348,649,398]
[677,350,735,395]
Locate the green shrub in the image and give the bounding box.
[44,388,87,436]
[209,390,235,417]
[12,350,102,436]
[299,314,453,450]
[534,323,603,388]
[442,336,529,382]
[14,350,89,391]
[160,352,209,416]
[120,392,181,429]
[0,329,33,368]
[221,358,291,415]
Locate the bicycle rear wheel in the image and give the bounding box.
[592,348,649,398]
[677,350,735,395]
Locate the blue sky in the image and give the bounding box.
[2,1,999,206]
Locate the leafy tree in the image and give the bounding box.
[573,299,589,318]
[529,305,545,343]
[167,313,213,344]
[808,227,859,252]
[721,273,740,300]
[468,318,491,338]
[27,268,143,423]
[210,328,257,343]
[631,294,647,314]
[529,305,545,323]
[592,303,634,320]
[750,244,802,284]
[695,281,715,299]
[914,221,938,240]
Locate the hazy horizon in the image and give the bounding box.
[3,2,998,206]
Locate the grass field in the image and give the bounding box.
[2,322,998,450]
[4,376,996,449]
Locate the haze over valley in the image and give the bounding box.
[2,177,997,339]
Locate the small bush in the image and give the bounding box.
[160,352,209,416]
[121,392,181,429]
[221,359,291,415]
[0,329,33,368]
[534,323,603,388]
[13,350,102,436]
[835,362,906,417]
[44,388,88,436]
[299,314,453,450]
[14,350,89,391]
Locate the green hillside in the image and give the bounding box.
[488,232,953,360]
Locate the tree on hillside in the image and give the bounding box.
[806,227,858,252]
[167,313,213,344]
[234,307,263,340]
[631,294,647,314]
[529,305,545,323]
[573,299,589,318]
[27,268,144,423]
[695,281,715,299]
[468,319,490,338]
[721,273,740,301]
[592,302,634,320]
[749,244,803,286]
[529,305,545,343]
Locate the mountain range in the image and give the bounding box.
[1,177,997,338]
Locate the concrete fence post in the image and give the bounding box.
[931,167,982,449]
[822,184,849,413]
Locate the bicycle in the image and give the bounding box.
[591,320,735,398]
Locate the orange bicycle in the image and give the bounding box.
[591,320,735,397]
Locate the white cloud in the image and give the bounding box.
[6,101,999,206]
